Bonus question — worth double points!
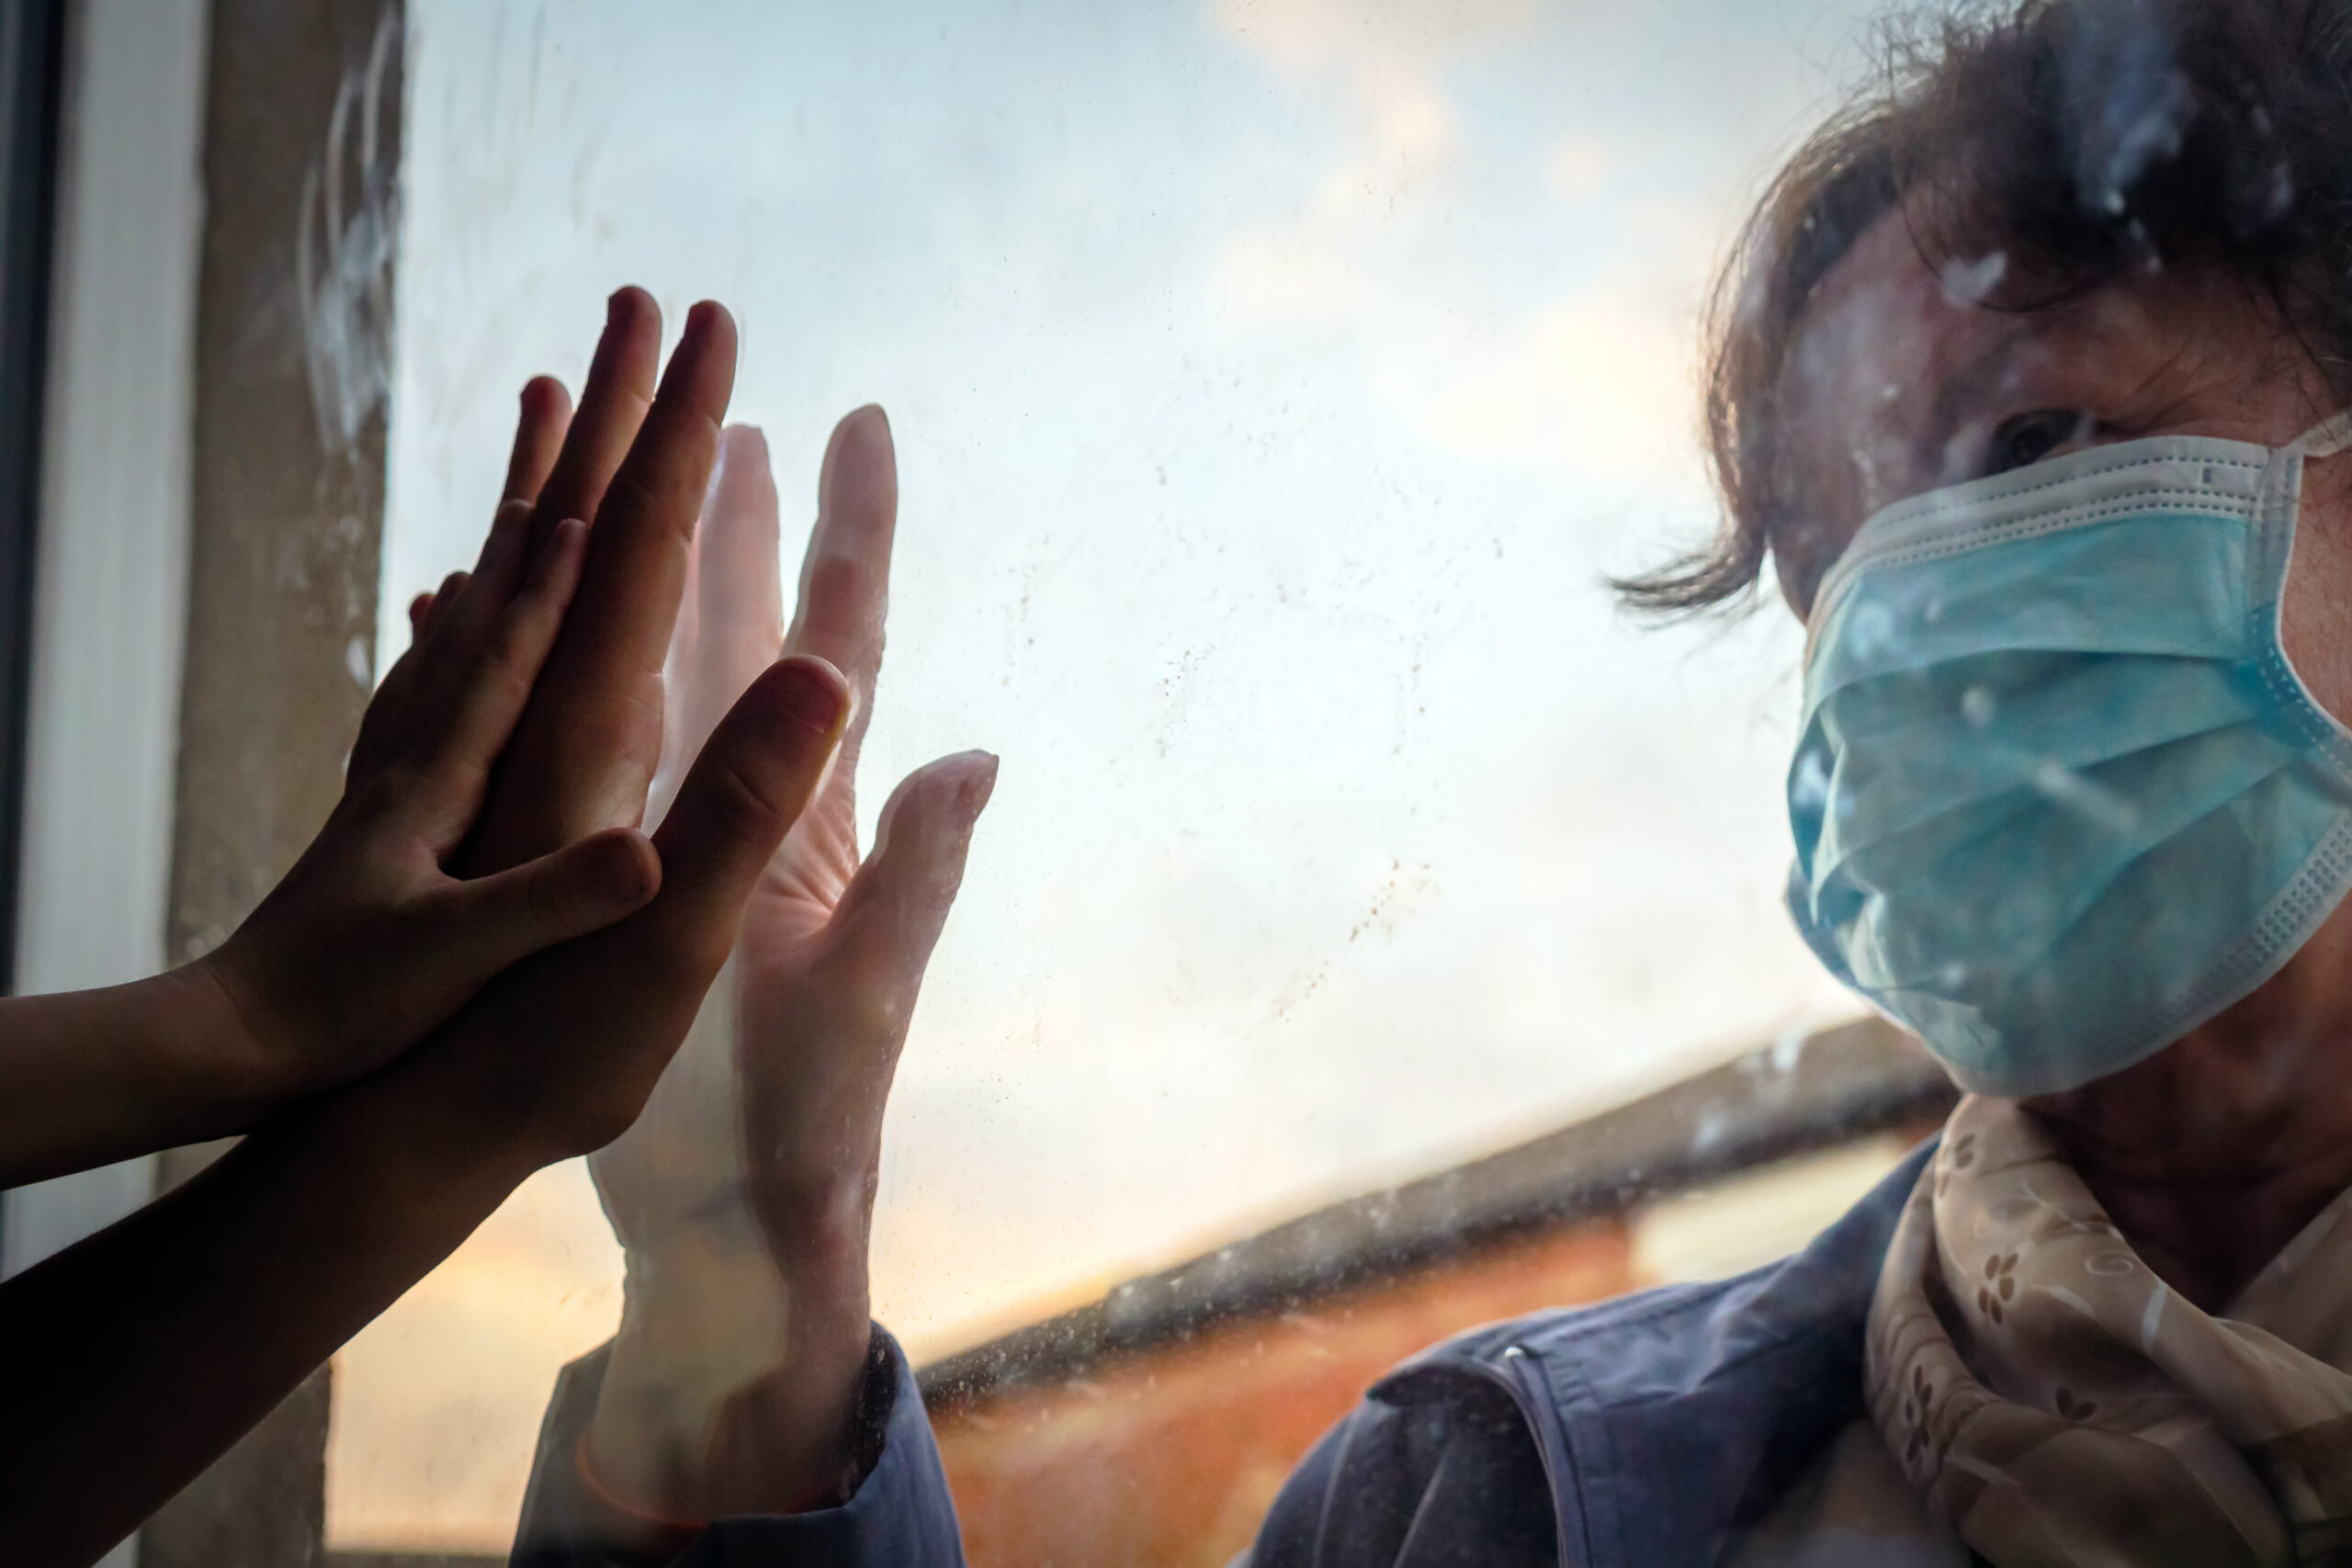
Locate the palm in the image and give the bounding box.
[747,750,861,945]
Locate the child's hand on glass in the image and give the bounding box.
[198,497,663,1106]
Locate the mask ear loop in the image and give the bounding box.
[2264,411,2352,587]
[2265,411,2352,759]
[2289,411,2352,459]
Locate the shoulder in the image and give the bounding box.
[1242,1331,1553,1568]
[1387,1134,1933,1435]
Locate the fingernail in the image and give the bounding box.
[777,659,849,733]
[604,834,658,907]
[967,751,1000,813]
[526,518,585,584]
[606,289,627,327]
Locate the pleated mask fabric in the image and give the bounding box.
[1788,415,2352,1095]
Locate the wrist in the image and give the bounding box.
[179,939,316,1109]
[587,1189,874,1520]
[137,959,300,1135]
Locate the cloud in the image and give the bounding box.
[1388,279,1697,475]
[1209,0,1532,205]
[1213,221,1370,327]
[1210,0,1536,74]
[1203,0,1725,479]
[1546,134,1611,201]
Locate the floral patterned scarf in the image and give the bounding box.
[1733,1095,2352,1568]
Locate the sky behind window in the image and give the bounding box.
[333,0,1883,1546]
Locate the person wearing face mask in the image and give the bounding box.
[504,1,2352,1564]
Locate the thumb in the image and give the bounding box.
[422,827,663,986]
[826,750,998,1002]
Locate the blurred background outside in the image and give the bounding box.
[341,0,1894,1554]
[0,2,1941,1563]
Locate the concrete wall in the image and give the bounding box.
[145,2,403,1563]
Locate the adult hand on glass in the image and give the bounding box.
[583,409,996,1520]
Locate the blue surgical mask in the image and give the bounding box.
[1787,414,2352,1096]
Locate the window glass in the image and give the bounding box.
[334,0,1880,1547]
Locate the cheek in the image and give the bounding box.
[2280,469,2352,725]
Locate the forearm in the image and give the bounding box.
[0,962,273,1188]
[0,1042,539,1567]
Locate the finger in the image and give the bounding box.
[429,501,538,660]
[384,502,537,795]
[413,518,592,829]
[368,598,436,725]
[568,299,738,676]
[789,406,897,738]
[526,288,662,553]
[648,423,784,832]
[350,649,418,781]
[503,376,573,505]
[469,301,740,865]
[686,424,785,750]
[416,827,662,990]
[419,571,468,643]
[354,577,464,777]
[648,655,849,970]
[821,750,997,1005]
[780,406,895,864]
[645,513,703,833]
[368,572,467,740]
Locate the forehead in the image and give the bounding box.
[1786,214,1994,408]
[1769,209,2287,591]
[1781,215,2009,473]
[1775,214,2044,528]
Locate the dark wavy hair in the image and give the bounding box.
[1619,0,2352,612]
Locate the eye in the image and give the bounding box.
[1984,409,2093,478]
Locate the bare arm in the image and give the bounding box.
[0,968,259,1187]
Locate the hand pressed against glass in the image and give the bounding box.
[0,291,861,1568]
[0,428,674,1191]
[1780,209,2352,1309]
[584,411,996,1523]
